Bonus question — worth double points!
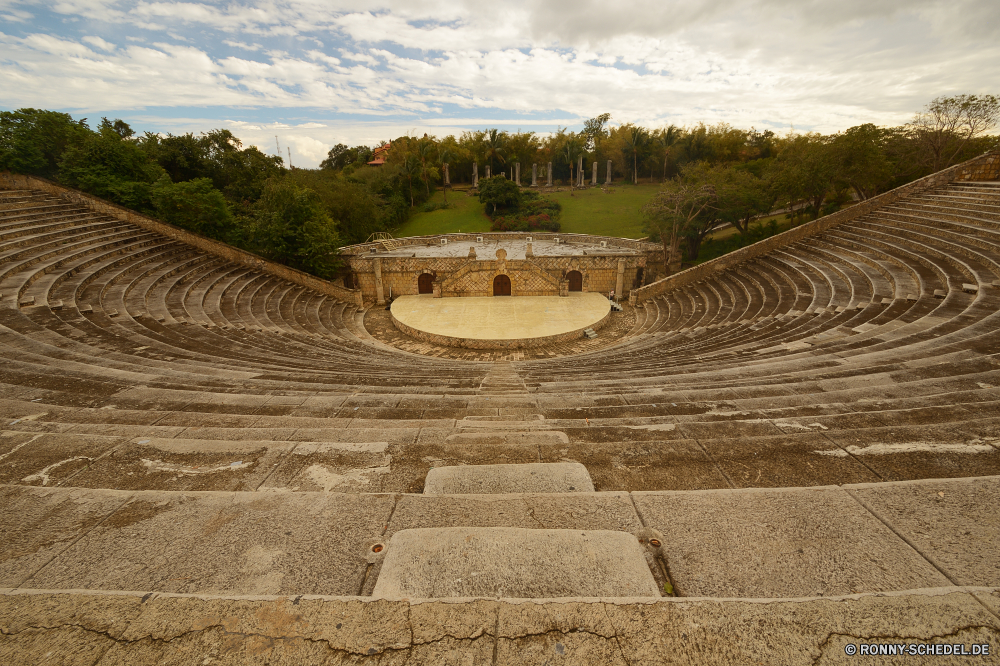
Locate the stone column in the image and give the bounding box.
[515,163,521,186]
[592,162,598,185]
[373,257,385,305]
[577,155,584,187]
[547,162,552,187]
[485,165,491,179]
[616,258,625,299]
[531,163,538,187]
[525,242,533,258]
[443,163,450,186]
[473,162,478,188]
[606,160,612,185]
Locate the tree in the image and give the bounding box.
[478,175,522,215]
[643,181,717,273]
[239,179,341,278]
[769,134,835,220]
[58,118,165,211]
[400,153,421,207]
[831,124,894,200]
[704,164,776,242]
[320,143,374,170]
[483,129,507,175]
[0,108,89,179]
[416,137,439,198]
[150,175,233,238]
[655,125,682,181]
[624,125,649,184]
[563,135,584,193]
[321,144,351,170]
[583,113,611,151]
[909,94,1000,171]
[141,132,214,184]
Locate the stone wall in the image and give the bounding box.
[341,232,662,256]
[630,150,1000,305]
[343,233,659,303]
[346,248,646,302]
[0,171,365,307]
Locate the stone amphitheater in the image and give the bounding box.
[1,152,1000,665]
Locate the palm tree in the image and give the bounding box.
[484,129,507,175]
[625,126,649,185]
[563,137,583,196]
[400,154,421,207]
[417,139,437,198]
[656,125,682,182]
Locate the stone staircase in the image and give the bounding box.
[2,173,1000,663]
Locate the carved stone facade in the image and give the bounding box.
[340,233,661,305]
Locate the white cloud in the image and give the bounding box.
[223,38,261,51]
[0,0,996,167]
[82,35,114,51]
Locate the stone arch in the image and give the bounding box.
[567,270,583,292]
[417,272,434,294]
[493,274,512,296]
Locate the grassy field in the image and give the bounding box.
[394,184,662,239]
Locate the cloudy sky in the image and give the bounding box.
[2,0,998,167]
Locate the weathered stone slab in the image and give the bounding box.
[824,425,1000,480]
[27,489,395,596]
[70,438,297,492]
[2,588,998,665]
[0,590,147,666]
[386,492,641,536]
[849,476,1000,587]
[0,433,127,486]
[606,590,1000,665]
[0,485,131,587]
[698,432,880,487]
[259,441,392,493]
[372,527,660,599]
[445,430,567,446]
[423,462,594,494]
[538,438,731,491]
[633,486,950,598]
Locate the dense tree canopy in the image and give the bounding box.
[1,93,996,281]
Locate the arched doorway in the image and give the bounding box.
[417,273,434,294]
[567,270,583,292]
[343,273,355,289]
[493,274,511,296]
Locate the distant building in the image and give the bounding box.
[367,143,391,166]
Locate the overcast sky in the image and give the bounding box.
[2,0,998,167]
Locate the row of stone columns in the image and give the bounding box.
[471,161,614,188]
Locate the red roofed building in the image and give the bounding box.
[367,143,391,166]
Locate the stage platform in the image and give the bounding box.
[389,293,612,349]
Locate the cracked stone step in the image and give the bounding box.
[423,462,595,495]
[371,527,660,599]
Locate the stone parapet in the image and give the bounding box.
[341,231,661,256]
[0,171,364,307]
[629,150,1000,305]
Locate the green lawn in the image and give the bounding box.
[394,184,662,239]
[393,190,491,237]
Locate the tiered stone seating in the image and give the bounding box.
[3,176,1000,663]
